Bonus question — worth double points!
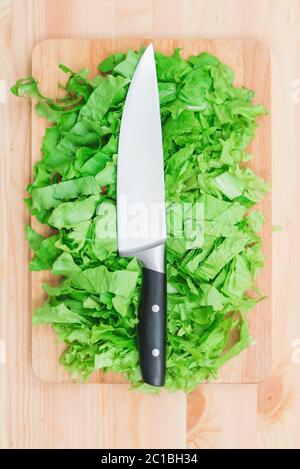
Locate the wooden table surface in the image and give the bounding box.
[0,0,299,449]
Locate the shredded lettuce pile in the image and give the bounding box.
[12,48,269,392]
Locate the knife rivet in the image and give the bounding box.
[151,304,160,312]
[152,349,160,357]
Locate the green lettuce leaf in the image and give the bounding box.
[13,48,269,392]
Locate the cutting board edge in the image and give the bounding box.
[32,37,271,59]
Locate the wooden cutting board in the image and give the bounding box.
[31,39,271,384]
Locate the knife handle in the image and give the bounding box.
[138,267,166,387]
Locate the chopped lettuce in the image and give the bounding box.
[12,49,269,392]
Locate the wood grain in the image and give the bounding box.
[187,384,257,449]
[1,0,300,450]
[31,38,271,385]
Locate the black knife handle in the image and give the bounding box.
[138,267,167,387]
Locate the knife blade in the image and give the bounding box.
[117,44,167,387]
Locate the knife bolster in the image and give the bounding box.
[136,243,165,273]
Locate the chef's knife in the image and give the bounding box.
[117,44,167,387]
